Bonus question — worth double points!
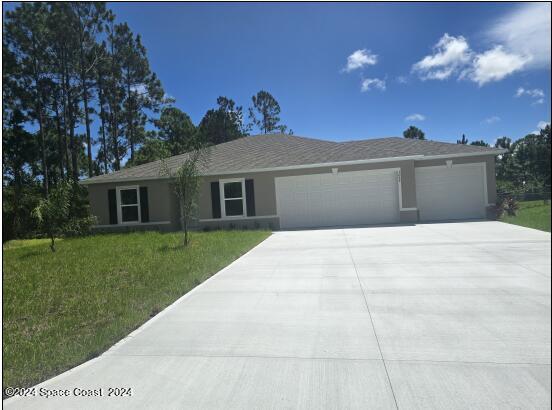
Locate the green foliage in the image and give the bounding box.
[500,200,551,232]
[248,90,289,134]
[3,2,165,183]
[197,96,248,144]
[403,126,425,140]
[126,136,170,166]
[470,140,489,147]
[495,125,551,194]
[2,183,42,242]
[3,230,271,389]
[32,181,96,251]
[457,134,468,144]
[161,147,211,246]
[33,182,72,251]
[154,106,197,155]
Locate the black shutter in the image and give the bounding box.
[245,179,256,216]
[108,189,117,225]
[211,181,221,219]
[139,187,149,223]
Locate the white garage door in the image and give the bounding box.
[275,169,400,229]
[416,163,487,222]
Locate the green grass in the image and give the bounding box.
[2,230,270,389]
[2,238,62,250]
[500,200,551,232]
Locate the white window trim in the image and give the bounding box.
[116,185,142,225]
[219,178,247,219]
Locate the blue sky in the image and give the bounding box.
[5,2,551,145]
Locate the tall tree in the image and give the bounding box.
[4,2,52,194]
[403,126,425,140]
[197,97,247,145]
[104,15,125,170]
[457,134,468,144]
[154,107,196,155]
[95,42,110,174]
[117,23,165,162]
[71,2,107,177]
[495,137,514,182]
[248,90,288,134]
[126,135,170,166]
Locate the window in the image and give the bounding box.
[220,179,246,218]
[117,186,141,223]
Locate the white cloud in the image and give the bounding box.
[396,75,408,84]
[413,4,550,86]
[405,113,425,121]
[516,87,544,98]
[530,120,550,135]
[486,3,551,70]
[343,49,378,72]
[412,34,472,80]
[516,87,546,105]
[483,116,501,124]
[470,46,530,86]
[360,78,386,92]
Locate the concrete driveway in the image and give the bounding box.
[5,221,551,409]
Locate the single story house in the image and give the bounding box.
[81,134,506,231]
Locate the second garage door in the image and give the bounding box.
[416,163,487,221]
[275,169,400,229]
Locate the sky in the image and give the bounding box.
[5,2,552,145]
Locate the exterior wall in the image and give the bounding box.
[199,160,417,221]
[85,154,498,232]
[86,179,180,232]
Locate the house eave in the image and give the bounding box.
[79,149,505,185]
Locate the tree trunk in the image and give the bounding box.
[36,101,49,197]
[53,95,65,179]
[111,111,121,171]
[69,98,79,181]
[61,72,72,179]
[97,73,109,174]
[49,233,56,252]
[82,78,93,177]
[62,45,79,181]
[126,78,134,162]
[183,219,188,246]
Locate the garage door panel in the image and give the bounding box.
[416,164,486,222]
[276,169,400,229]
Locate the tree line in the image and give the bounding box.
[3,2,290,240]
[403,124,551,196]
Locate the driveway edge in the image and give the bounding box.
[3,233,271,406]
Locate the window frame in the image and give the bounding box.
[219,178,247,219]
[116,185,142,224]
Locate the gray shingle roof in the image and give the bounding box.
[82,134,504,184]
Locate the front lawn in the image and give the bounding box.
[3,230,270,389]
[500,200,551,232]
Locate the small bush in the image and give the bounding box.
[496,196,520,218]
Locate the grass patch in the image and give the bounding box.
[3,230,270,389]
[500,200,551,232]
[3,238,62,250]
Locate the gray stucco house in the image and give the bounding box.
[81,134,506,231]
